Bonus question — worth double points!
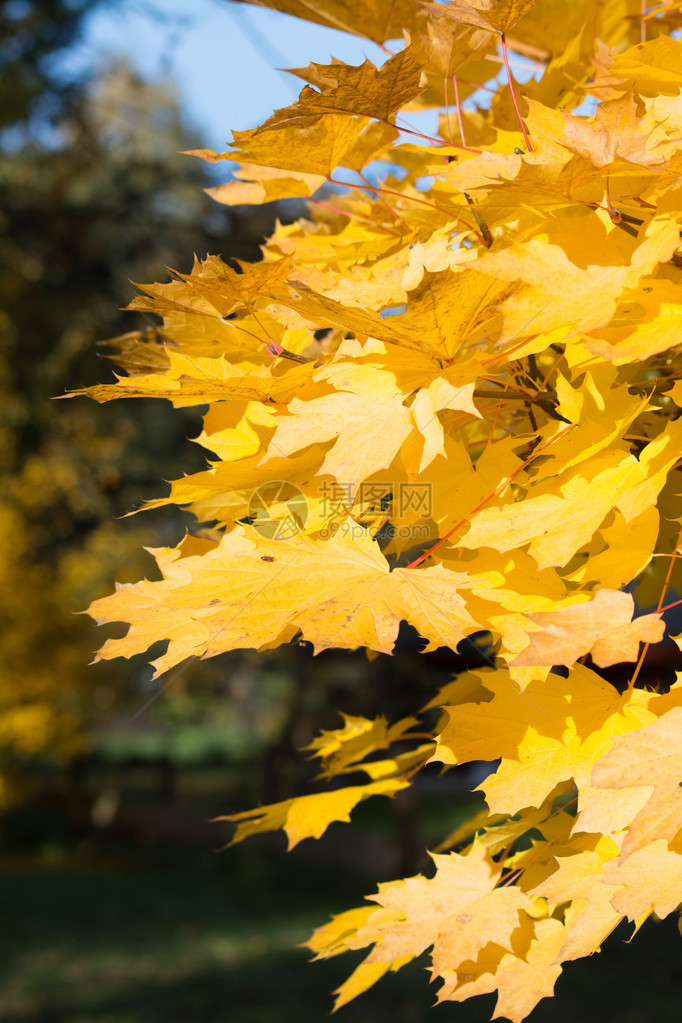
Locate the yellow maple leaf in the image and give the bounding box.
[352,838,537,972]
[592,705,682,860]
[423,0,540,34]
[587,279,682,363]
[205,164,326,205]
[306,905,379,959]
[527,832,624,961]
[472,212,680,340]
[304,712,421,778]
[262,390,413,486]
[557,92,671,169]
[609,34,682,96]
[437,916,566,1023]
[513,588,664,667]
[231,113,371,176]
[232,0,426,43]
[431,665,658,814]
[220,775,409,850]
[67,349,316,407]
[277,48,423,122]
[72,3,682,1015]
[89,521,481,676]
[602,836,682,920]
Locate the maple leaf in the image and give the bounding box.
[205,164,326,205]
[471,213,680,339]
[526,832,625,961]
[513,588,665,667]
[436,916,566,1023]
[272,284,433,351]
[279,49,424,122]
[305,713,421,778]
[609,35,682,96]
[307,905,379,959]
[66,350,317,407]
[456,407,682,571]
[455,448,644,570]
[75,2,682,1016]
[220,775,410,849]
[396,268,515,358]
[232,0,426,43]
[262,390,414,485]
[592,705,682,860]
[422,0,540,34]
[554,92,671,169]
[230,113,371,176]
[602,836,682,921]
[88,521,482,677]
[170,253,294,313]
[431,665,659,814]
[348,838,536,968]
[587,279,682,363]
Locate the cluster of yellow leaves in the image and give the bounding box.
[307,666,682,1020]
[76,0,682,1018]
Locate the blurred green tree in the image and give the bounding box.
[0,4,287,801]
[0,0,92,131]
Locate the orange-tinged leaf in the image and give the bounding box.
[230,113,371,175]
[513,589,664,667]
[423,0,540,34]
[592,705,682,860]
[556,92,671,168]
[281,49,423,122]
[602,837,682,920]
[232,0,426,43]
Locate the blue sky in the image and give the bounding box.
[68,0,390,151]
[61,0,554,187]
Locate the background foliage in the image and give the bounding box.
[74,0,682,1019]
[0,0,318,808]
[7,1,682,1021]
